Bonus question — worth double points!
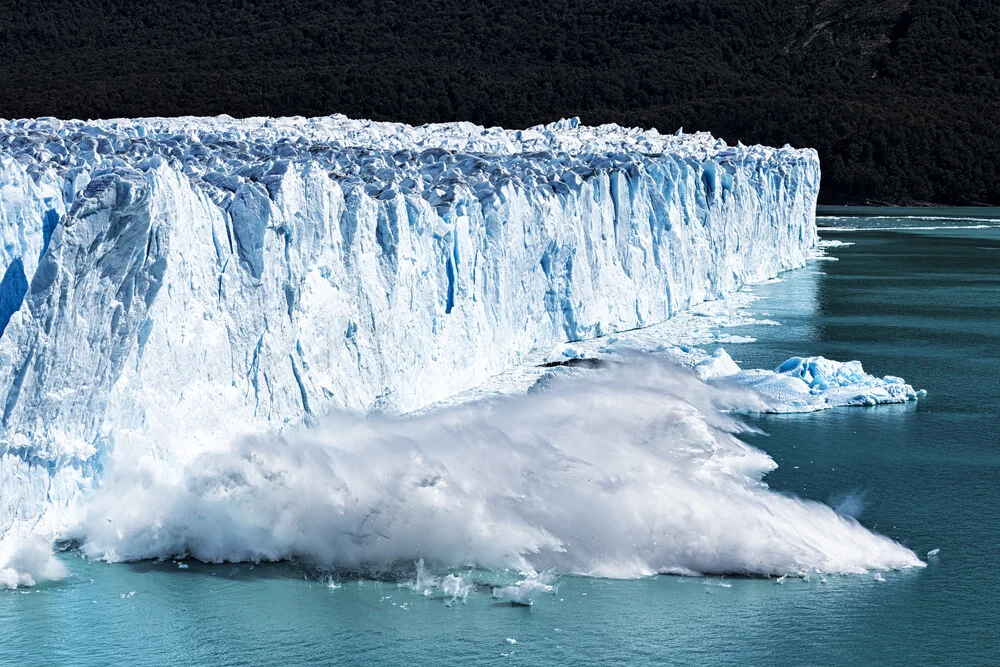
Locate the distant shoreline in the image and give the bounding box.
[816,205,1000,218]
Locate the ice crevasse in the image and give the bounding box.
[0,114,820,547]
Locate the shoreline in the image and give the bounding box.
[817,204,1000,218]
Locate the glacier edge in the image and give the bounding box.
[0,115,819,552]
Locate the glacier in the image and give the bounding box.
[0,114,821,557]
[0,113,922,586]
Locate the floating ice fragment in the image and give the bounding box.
[927,549,940,557]
[505,638,517,645]
[699,349,923,412]
[493,573,555,606]
[874,573,886,582]
[693,348,741,380]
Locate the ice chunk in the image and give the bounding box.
[709,354,923,412]
[493,573,555,606]
[694,348,742,380]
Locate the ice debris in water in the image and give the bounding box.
[695,349,924,412]
[493,573,556,606]
[927,549,940,557]
[404,559,473,606]
[874,573,886,582]
[815,239,854,248]
[0,538,68,590]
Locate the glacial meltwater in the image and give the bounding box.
[2,210,997,666]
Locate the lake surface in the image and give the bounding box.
[2,210,997,666]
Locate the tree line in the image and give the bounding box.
[1,0,997,204]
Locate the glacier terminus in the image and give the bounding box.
[0,114,922,582]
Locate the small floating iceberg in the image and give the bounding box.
[696,349,924,412]
[492,573,555,606]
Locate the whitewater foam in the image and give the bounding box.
[403,559,474,605]
[493,572,556,605]
[68,355,923,580]
[0,537,67,589]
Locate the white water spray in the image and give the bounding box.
[69,354,922,578]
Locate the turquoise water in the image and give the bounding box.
[2,212,998,666]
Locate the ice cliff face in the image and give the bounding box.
[0,115,819,545]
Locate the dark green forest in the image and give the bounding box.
[1,0,998,205]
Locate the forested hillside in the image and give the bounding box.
[1,0,997,204]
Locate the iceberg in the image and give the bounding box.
[0,114,820,554]
[695,349,923,411]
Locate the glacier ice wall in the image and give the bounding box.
[0,115,819,548]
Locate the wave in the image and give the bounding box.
[67,354,923,579]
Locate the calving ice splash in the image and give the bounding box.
[0,114,921,588]
[73,355,922,580]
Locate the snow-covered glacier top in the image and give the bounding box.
[1,114,814,213]
[3,113,805,159]
[0,114,824,573]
